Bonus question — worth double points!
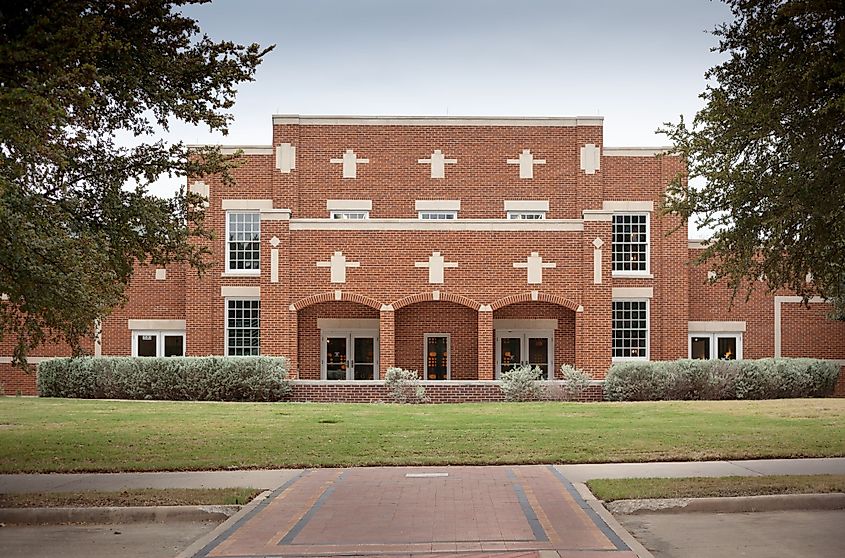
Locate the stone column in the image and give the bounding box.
[379,306,395,379]
[477,305,494,380]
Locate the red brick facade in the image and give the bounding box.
[2,115,843,398]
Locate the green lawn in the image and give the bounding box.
[587,474,845,502]
[0,488,260,508]
[0,397,843,473]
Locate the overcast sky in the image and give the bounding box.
[156,0,734,236]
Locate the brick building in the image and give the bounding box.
[2,115,844,400]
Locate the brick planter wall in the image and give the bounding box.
[288,380,605,403]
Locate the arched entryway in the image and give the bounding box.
[490,294,577,379]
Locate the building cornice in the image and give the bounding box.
[603,147,672,157]
[272,114,604,127]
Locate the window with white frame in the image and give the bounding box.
[507,211,546,220]
[132,330,185,357]
[330,210,369,219]
[226,212,260,273]
[226,299,260,356]
[689,333,742,360]
[612,300,649,360]
[418,210,457,220]
[612,213,649,273]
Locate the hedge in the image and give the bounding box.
[604,358,840,401]
[37,356,291,401]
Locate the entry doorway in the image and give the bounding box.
[495,331,554,379]
[321,332,379,380]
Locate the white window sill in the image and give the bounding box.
[611,357,650,363]
[611,272,653,279]
[222,271,261,277]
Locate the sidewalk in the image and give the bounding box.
[1,458,844,494]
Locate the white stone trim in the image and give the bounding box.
[270,237,280,284]
[260,209,292,221]
[582,210,613,221]
[479,304,493,312]
[415,200,461,211]
[220,286,260,298]
[271,115,604,127]
[275,143,296,173]
[127,319,186,331]
[503,200,549,212]
[580,144,601,174]
[185,145,274,155]
[689,321,747,333]
[154,269,167,281]
[317,318,379,330]
[380,304,394,312]
[603,147,671,157]
[93,319,102,357]
[602,201,654,212]
[0,356,55,364]
[612,287,653,299]
[688,239,709,249]
[327,199,372,211]
[773,296,827,357]
[289,219,583,232]
[493,319,558,330]
[221,199,273,210]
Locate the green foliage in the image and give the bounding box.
[499,364,543,402]
[660,0,845,316]
[605,358,839,401]
[0,1,273,363]
[384,367,427,403]
[36,356,291,401]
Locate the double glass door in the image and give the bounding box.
[496,332,553,379]
[323,332,378,380]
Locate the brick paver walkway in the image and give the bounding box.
[190,465,634,557]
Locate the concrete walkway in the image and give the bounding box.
[2,458,844,494]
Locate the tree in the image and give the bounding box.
[0,1,273,363]
[661,0,845,316]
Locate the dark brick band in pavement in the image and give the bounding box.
[190,465,635,558]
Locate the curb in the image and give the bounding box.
[605,492,845,515]
[571,482,655,558]
[0,504,241,525]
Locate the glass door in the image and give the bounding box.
[425,334,449,380]
[325,336,348,380]
[498,336,522,377]
[496,332,553,379]
[527,336,551,379]
[352,335,376,380]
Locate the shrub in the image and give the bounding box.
[558,364,592,401]
[604,358,839,401]
[384,367,427,403]
[37,356,291,401]
[500,364,542,402]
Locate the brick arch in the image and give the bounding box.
[291,292,384,311]
[489,292,579,312]
[391,291,482,311]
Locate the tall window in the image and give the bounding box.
[419,210,457,220]
[226,212,260,273]
[330,211,369,219]
[226,299,260,355]
[612,213,649,273]
[612,300,649,360]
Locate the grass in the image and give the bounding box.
[0,397,843,473]
[587,474,845,502]
[0,488,261,508]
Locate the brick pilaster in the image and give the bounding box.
[379,308,395,378]
[477,307,494,380]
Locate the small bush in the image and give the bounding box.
[384,367,427,403]
[604,358,839,401]
[500,364,542,402]
[558,364,592,401]
[37,356,291,401]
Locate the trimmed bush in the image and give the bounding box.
[558,364,592,401]
[605,358,839,401]
[500,364,542,402]
[37,356,291,401]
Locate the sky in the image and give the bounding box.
[154,0,735,236]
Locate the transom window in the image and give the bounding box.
[330,211,369,219]
[226,212,260,273]
[612,213,649,273]
[612,300,649,360]
[689,333,742,360]
[226,299,260,356]
[418,211,457,220]
[507,211,546,220]
[132,330,185,357]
